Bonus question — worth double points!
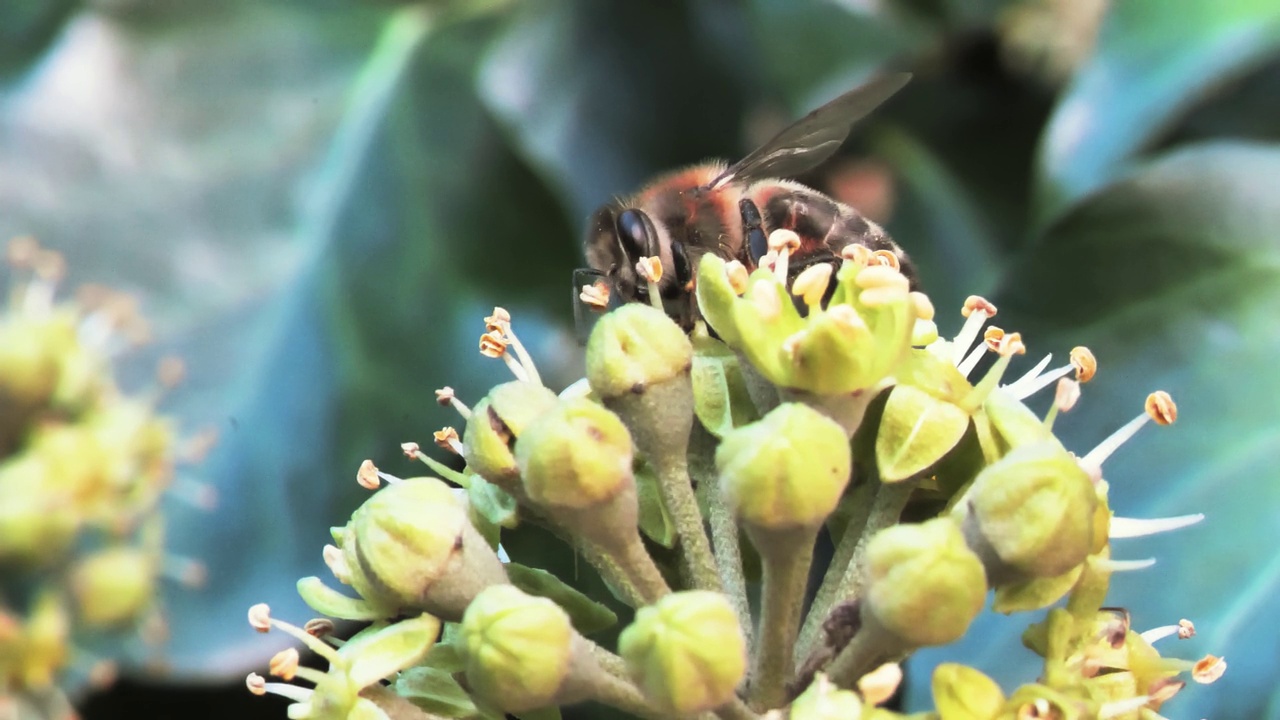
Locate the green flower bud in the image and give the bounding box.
[875,384,971,483]
[863,518,987,647]
[932,663,1004,720]
[20,592,70,689]
[585,304,692,400]
[515,397,634,509]
[717,403,851,531]
[346,478,506,621]
[790,673,865,720]
[458,585,585,713]
[69,546,156,628]
[992,564,1084,614]
[0,457,80,564]
[0,313,75,410]
[954,441,1097,582]
[618,590,746,714]
[462,381,559,488]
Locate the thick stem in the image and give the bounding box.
[655,453,723,593]
[587,663,671,720]
[608,375,722,593]
[794,481,875,662]
[576,536,670,607]
[747,527,816,710]
[833,480,917,604]
[822,622,899,690]
[690,423,751,645]
[715,697,762,720]
[793,479,916,676]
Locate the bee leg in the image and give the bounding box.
[671,240,693,288]
[739,198,769,266]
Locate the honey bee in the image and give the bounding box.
[581,72,915,330]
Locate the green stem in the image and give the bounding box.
[794,481,875,662]
[834,479,917,604]
[656,453,723,593]
[715,697,762,720]
[793,479,916,675]
[576,536,669,607]
[590,670,670,720]
[823,624,897,690]
[690,423,751,647]
[748,527,815,710]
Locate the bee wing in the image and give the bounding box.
[708,72,910,190]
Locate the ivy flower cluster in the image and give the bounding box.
[0,239,211,718]
[248,230,1222,720]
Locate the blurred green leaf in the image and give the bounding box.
[507,562,618,635]
[1034,0,1280,225]
[911,141,1280,720]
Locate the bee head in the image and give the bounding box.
[584,203,662,304]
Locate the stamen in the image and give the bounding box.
[246,603,340,664]
[827,304,867,331]
[768,229,800,281]
[579,281,610,311]
[1095,557,1157,573]
[1070,346,1097,383]
[840,243,872,267]
[246,673,313,703]
[750,280,782,320]
[870,249,900,271]
[1043,378,1080,430]
[854,265,908,305]
[1079,393,1175,470]
[169,476,218,510]
[1146,391,1177,425]
[791,263,833,310]
[1098,696,1153,719]
[479,331,528,381]
[1141,618,1196,645]
[781,330,807,360]
[162,556,208,588]
[487,309,542,386]
[1148,677,1184,705]
[1192,655,1226,683]
[357,459,382,490]
[435,387,471,420]
[909,291,934,321]
[1109,514,1204,539]
[857,662,902,706]
[1002,353,1052,393]
[269,648,300,681]
[950,296,997,365]
[322,544,352,584]
[157,356,186,390]
[304,618,336,638]
[956,334,991,377]
[6,236,39,268]
[724,260,749,294]
[636,257,665,312]
[433,427,464,455]
[484,307,512,331]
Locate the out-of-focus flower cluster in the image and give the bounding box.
[247,231,1222,720]
[0,238,210,719]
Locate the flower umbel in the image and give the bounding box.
[247,268,1221,720]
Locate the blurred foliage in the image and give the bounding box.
[1,0,1279,717]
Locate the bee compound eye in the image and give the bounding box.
[616,209,659,260]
